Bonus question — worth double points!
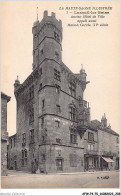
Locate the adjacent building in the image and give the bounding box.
[84,115,119,171]
[7,11,119,173]
[1,92,11,176]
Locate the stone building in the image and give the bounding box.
[8,11,119,173]
[7,134,17,170]
[84,115,119,171]
[1,92,11,176]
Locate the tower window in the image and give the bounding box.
[41,117,44,128]
[29,107,34,123]
[55,120,60,128]
[69,82,76,97]
[41,49,43,55]
[56,104,61,113]
[30,129,34,144]
[55,85,60,94]
[55,52,59,61]
[39,83,42,91]
[56,138,61,143]
[29,85,34,99]
[54,31,60,42]
[70,129,77,144]
[54,69,61,81]
[22,133,26,146]
[69,107,76,121]
[42,99,45,108]
[42,135,45,142]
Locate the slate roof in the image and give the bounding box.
[90,120,119,136]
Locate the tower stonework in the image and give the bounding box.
[12,11,89,173]
[8,11,119,174]
[32,11,62,70]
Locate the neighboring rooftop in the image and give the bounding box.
[91,120,119,136]
[1,92,11,102]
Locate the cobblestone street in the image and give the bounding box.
[1,170,119,189]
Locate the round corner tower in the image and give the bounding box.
[32,10,63,70]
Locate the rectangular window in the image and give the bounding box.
[29,107,34,123]
[42,99,45,108]
[56,138,61,143]
[55,120,60,128]
[22,150,27,167]
[69,107,76,121]
[54,32,60,42]
[39,83,42,91]
[29,85,34,99]
[55,52,59,61]
[54,69,61,81]
[69,82,76,97]
[30,129,34,144]
[55,85,60,94]
[41,117,44,128]
[42,135,45,142]
[22,133,26,146]
[88,144,94,152]
[88,132,94,142]
[56,104,61,113]
[70,129,77,144]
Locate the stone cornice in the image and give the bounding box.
[15,58,88,97]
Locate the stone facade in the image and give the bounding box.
[8,11,119,173]
[84,118,119,171]
[7,134,17,170]
[1,92,11,176]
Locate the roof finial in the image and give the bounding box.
[81,64,83,70]
[17,75,18,80]
[37,7,38,20]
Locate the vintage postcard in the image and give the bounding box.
[1,0,120,195]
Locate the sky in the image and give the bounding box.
[1,1,120,136]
